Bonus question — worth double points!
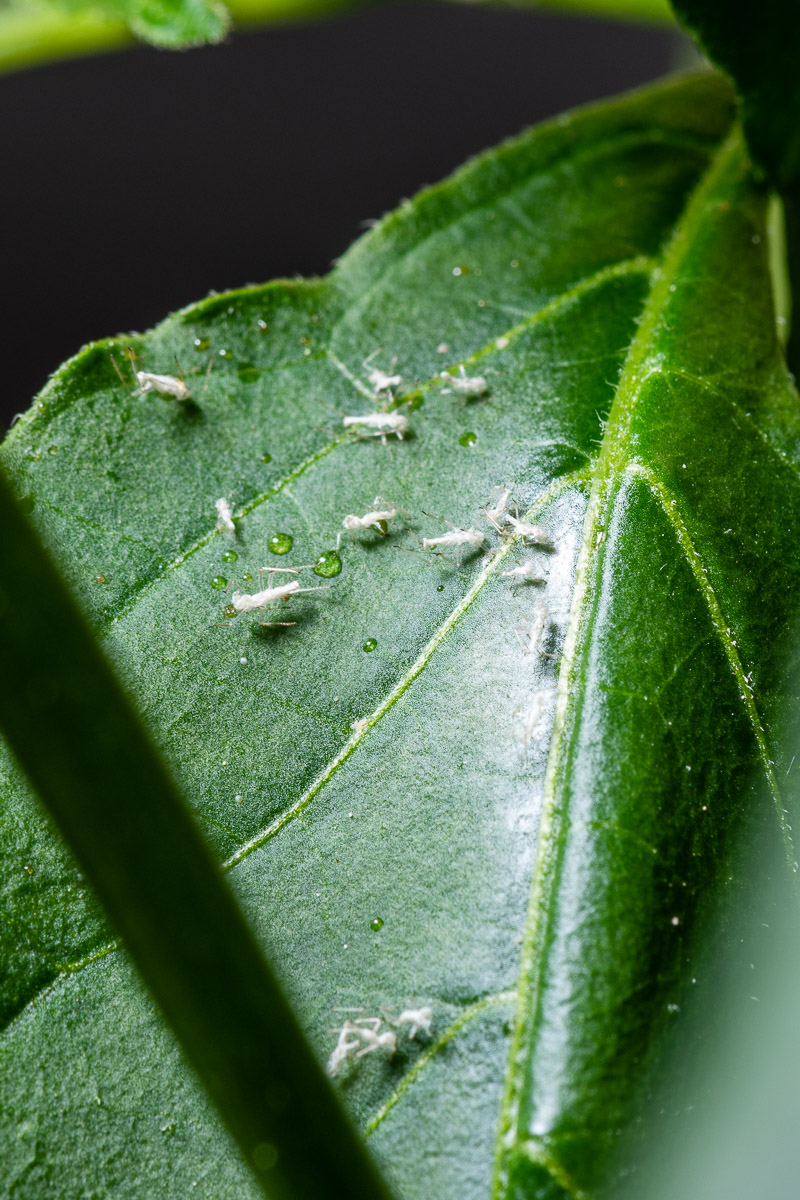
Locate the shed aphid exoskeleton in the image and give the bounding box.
[502,559,546,589]
[326,1018,397,1077]
[342,410,409,444]
[390,1006,434,1039]
[484,486,513,534]
[337,497,403,547]
[441,365,490,400]
[421,512,486,564]
[517,689,547,756]
[504,510,553,548]
[113,347,192,401]
[135,368,191,402]
[327,1021,362,1077]
[230,573,330,626]
[516,604,549,657]
[215,497,236,536]
[363,351,403,396]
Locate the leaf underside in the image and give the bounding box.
[2,71,799,1200]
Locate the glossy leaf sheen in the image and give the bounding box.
[2,73,798,1199]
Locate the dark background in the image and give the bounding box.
[0,4,681,426]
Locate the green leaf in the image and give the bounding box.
[670,0,800,188]
[1,72,796,1198]
[0,468,394,1200]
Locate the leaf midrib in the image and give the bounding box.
[491,125,791,1198]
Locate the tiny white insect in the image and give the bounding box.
[350,717,368,734]
[421,515,486,554]
[484,486,513,534]
[367,366,403,394]
[441,366,489,400]
[518,690,547,755]
[516,605,549,656]
[231,573,330,625]
[392,1007,433,1039]
[342,411,409,443]
[505,513,553,547]
[363,351,403,395]
[215,497,236,535]
[337,497,400,547]
[326,1021,362,1076]
[502,560,546,588]
[326,1018,397,1077]
[134,370,191,401]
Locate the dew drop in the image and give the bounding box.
[261,452,272,463]
[370,917,384,932]
[459,431,477,447]
[222,604,237,618]
[47,444,58,455]
[96,574,107,584]
[222,550,238,563]
[218,348,232,359]
[313,549,342,578]
[237,363,261,383]
[193,337,210,351]
[363,638,377,653]
[268,533,293,555]
[436,584,444,592]
[211,576,228,590]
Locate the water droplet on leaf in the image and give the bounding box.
[370,917,384,932]
[313,549,342,577]
[459,431,477,447]
[363,638,377,652]
[211,576,228,590]
[268,533,293,555]
[222,550,238,563]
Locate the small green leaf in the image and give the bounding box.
[671,0,800,187]
[2,72,797,1198]
[51,0,230,46]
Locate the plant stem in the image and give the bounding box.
[0,465,394,1200]
[0,0,675,77]
[783,182,800,380]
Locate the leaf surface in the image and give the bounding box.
[2,72,797,1199]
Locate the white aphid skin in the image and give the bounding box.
[134,371,191,401]
[342,411,409,443]
[422,527,485,552]
[518,690,547,753]
[326,1018,397,1077]
[518,605,549,656]
[327,1021,362,1076]
[484,487,513,534]
[504,513,553,547]
[502,559,545,587]
[350,717,368,734]
[367,366,403,394]
[441,366,489,400]
[215,497,236,535]
[231,578,330,615]
[392,1007,434,1039]
[342,506,397,532]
